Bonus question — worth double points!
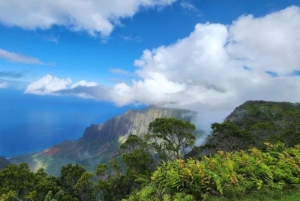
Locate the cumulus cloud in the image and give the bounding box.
[25,74,72,95]
[0,82,8,89]
[25,6,300,132]
[60,85,111,99]
[112,6,300,129]
[24,74,101,98]
[0,0,176,37]
[226,6,300,76]
[71,80,97,89]
[119,6,300,129]
[124,22,239,108]
[0,48,47,65]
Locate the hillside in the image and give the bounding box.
[226,100,300,128]
[187,100,300,157]
[10,105,195,175]
[0,156,10,170]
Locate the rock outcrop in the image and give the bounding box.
[81,105,195,142]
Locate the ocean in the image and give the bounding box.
[0,89,139,158]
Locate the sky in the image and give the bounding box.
[1,0,300,131]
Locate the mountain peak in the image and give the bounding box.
[81,105,194,142]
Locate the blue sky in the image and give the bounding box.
[1,0,300,128]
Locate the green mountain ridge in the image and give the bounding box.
[10,105,195,175]
[226,100,300,127]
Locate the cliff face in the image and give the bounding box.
[10,106,195,175]
[55,106,195,159]
[81,106,195,142]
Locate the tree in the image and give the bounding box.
[0,163,35,200]
[250,106,300,148]
[75,172,95,201]
[59,164,87,200]
[209,120,253,153]
[147,118,196,160]
[96,159,130,201]
[32,168,60,201]
[201,120,254,154]
[96,135,153,201]
[120,134,153,175]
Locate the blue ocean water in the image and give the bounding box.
[0,89,139,158]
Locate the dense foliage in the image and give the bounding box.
[124,142,300,200]
[1,102,300,200]
[0,163,96,201]
[188,101,300,157]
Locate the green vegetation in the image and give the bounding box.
[205,185,300,201]
[2,101,300,200]
[124,143,300,200]
[147,118,196,160]
[0,163,94,201]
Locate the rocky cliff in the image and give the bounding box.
[10,106,195,175]
[81,105,194,142]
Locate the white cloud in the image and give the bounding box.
[71,80,97,89]
[25,74,72,95]
[24,74,100,98]
[0,48,45,64]
[25,6,300,132]
[226,6,300,76]
[0,0,177,37]
[107,6,300,130]
[129,22,236,108]
[180,0,201,16]
[0,82,8,89]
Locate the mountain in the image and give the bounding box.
[187,100,300,157]
[0,156,10,170]
[226,100,300,128]
[10,105,195,175]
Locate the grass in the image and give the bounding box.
[206,185,300,201]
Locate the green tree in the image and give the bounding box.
[74,172,95,201]
[147,118,196,159]
[0,163,35,200]
[96,135,154,201]
[207,121,253,153]
[59,164,87,200]
[121,134,153,176]
[32,169,61,201]
[96,159,129,201]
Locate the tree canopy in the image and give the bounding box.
[147,118,196,159]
